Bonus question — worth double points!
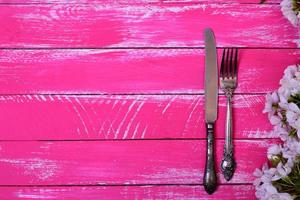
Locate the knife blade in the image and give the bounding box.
[203,28,218,195]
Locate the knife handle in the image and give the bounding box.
[204,123,217,194]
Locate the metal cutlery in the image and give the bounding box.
[203,28,218,194]
[220,48,238,181]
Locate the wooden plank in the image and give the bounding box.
[0,94,272,140]
[0,0,281,4]
[0,49,298,94]
[0,4,297,48]
[0,140,276,185]
[0,185,256,200]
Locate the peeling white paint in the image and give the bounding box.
[0,158,59,181]
[123,101,144,139]
[114,100,137,139]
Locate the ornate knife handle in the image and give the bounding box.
[221,95,236,181]
[204,123,217,194]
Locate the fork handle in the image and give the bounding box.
[204,123,217,194]
[221,95,236,181]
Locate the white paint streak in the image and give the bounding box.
[132,122,141,139]
[98,100,125,138]
[34,95,41,102]
[245,129,271,138]
[141,168,200,183]
[76,97,97,135]
[40,95,47,102]
[16,193,54,199]
[65,96,88,135]
[123,101,145,139]
[48,95,55,101]
[141,125,148,139]
[162,95,177,115]
[114,100,137,139]
[0,158,59,181]
[183,97,200,134]
[112,99,120,109]
[230,95,263,109]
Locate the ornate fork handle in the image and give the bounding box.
[221,88,236,181]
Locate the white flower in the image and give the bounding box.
[254,163,271,187]
[286,137,300,154]
[267,144,282,159]
[279,65,300,95]
[264,92,279,113]
[269,116,283,126]
[271,162,292,181]
[278,89,290,110]
[255,183,276,200]
[286,102,300,130]
[280,0,299,27]
[281,137,300,167]
[256,64,300,200]
[254,163,268,177]
[255,182,292,200]
[269,192,293,200]
[254,164,277,187]
[273,125,289,141]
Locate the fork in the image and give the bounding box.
[220,48,238,181]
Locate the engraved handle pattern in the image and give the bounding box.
[221,94,236,181]
[204,123,217,194]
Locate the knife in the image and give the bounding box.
[203,28,218,194]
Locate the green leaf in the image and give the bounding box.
[289,128,297,137]
[295,180,300,193]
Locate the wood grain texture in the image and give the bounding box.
[0,4,298,48]
[0,49,299,94]
[0,140,276,185]
[0,185,256,200]
[0,0,281,4]
[0,94,272,140]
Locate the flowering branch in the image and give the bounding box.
[254,65,300,200]
[261,0,300,26]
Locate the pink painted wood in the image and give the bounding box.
[0,0,281,4]
[0,140,277,185]
[0,49,298,94]
[0,95,272,140]
[0,0,296,198]
[0,185,256,200]
[0,4,298,48]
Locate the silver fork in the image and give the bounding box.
[220,48,238,181]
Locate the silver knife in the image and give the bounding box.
[203,28,218,194]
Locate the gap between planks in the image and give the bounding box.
[0,47,299,50]
[0,138,276,142]
[0,183,253,187]
[0,185,256,200]
[0,93,268,95]
[0,2,282,6]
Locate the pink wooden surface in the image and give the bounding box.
[0,0,281,4]
[0,185,256,200]
[0,4,298,48]
[0,95,272,140]
[0,0,298,199]
[0,49,299,94]
[0,140,276,185]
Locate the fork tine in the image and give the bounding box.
[220,48,226,79]
[229,48,234,78]
[225,48,230,78]
[233,48,238,78]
